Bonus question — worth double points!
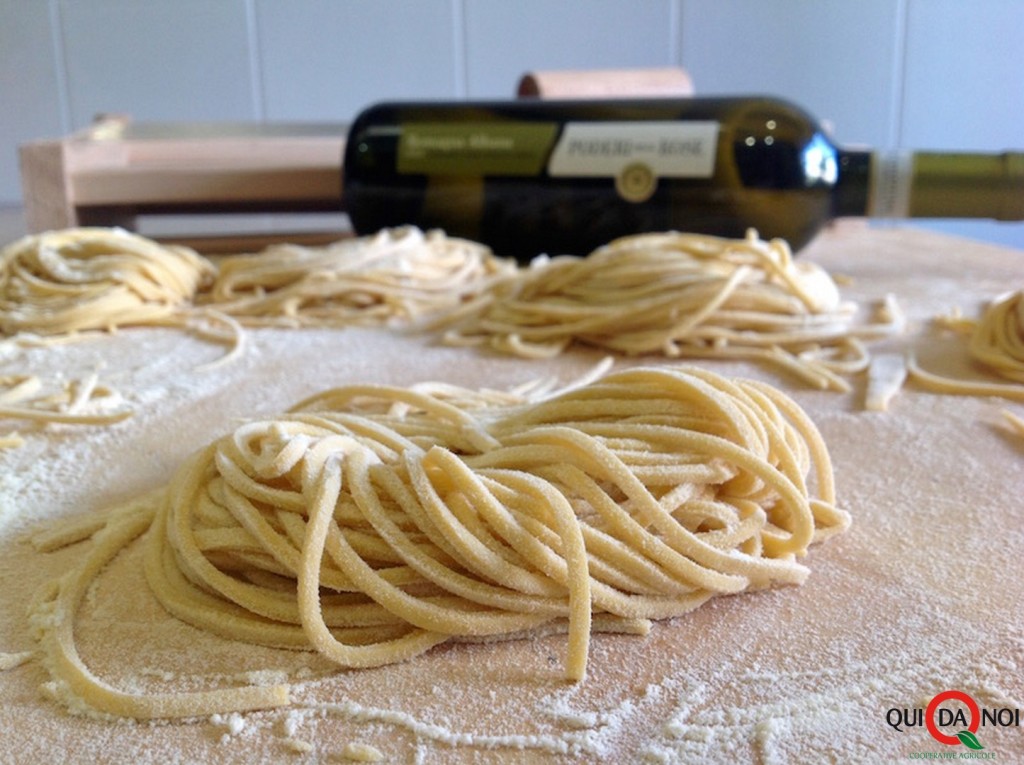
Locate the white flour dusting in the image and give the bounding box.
[1,227,1023,763]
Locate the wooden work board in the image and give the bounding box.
[0,225,1022,763]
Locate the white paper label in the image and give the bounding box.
[547,121,719,179]
[869,151,913,219]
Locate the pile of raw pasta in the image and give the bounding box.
[910,288,1024,396]
[2,227,906,378]
[0,226,511,443]
[31,363,848,719]
[3,224,1021,443]
[437,229,904,391]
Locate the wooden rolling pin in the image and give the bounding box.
[516,67,694,98]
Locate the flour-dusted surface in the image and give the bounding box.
[1,226,1022,763]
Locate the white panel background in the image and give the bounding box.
[58,0,256,124]
[257,0,460,120]
[1,0,1021,249]
[463,0,677,97]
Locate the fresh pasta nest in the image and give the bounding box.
[0,227,214,336]
[967,288,1024,382]
[206,226,516,327]
[439,230,902,391]
[33,365,849,719]
[1,226,902,396]
[907,288,1024,405]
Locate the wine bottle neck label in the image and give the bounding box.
[548,121,719,186]
[868,151,913,219]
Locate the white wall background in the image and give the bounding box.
[2,0,1022,249]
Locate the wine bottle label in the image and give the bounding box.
[397,122,559,175]
[394,119,719,204]
[548,121,718,201]
[868,151,913,219]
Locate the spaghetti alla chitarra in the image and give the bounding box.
[2,227,903,396]
[206,226,516,328]
[0,227,510,446]
[0,228,212,443]
[31,365,848,720]
[907,289,1024,418]
[0,227,215,337]
[0,226,513,338]
[435,230,904,392]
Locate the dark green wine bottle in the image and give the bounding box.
[342,96,1024,261]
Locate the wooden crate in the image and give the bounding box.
[18,116,347,251]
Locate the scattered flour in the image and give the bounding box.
[2,228,1023,763]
